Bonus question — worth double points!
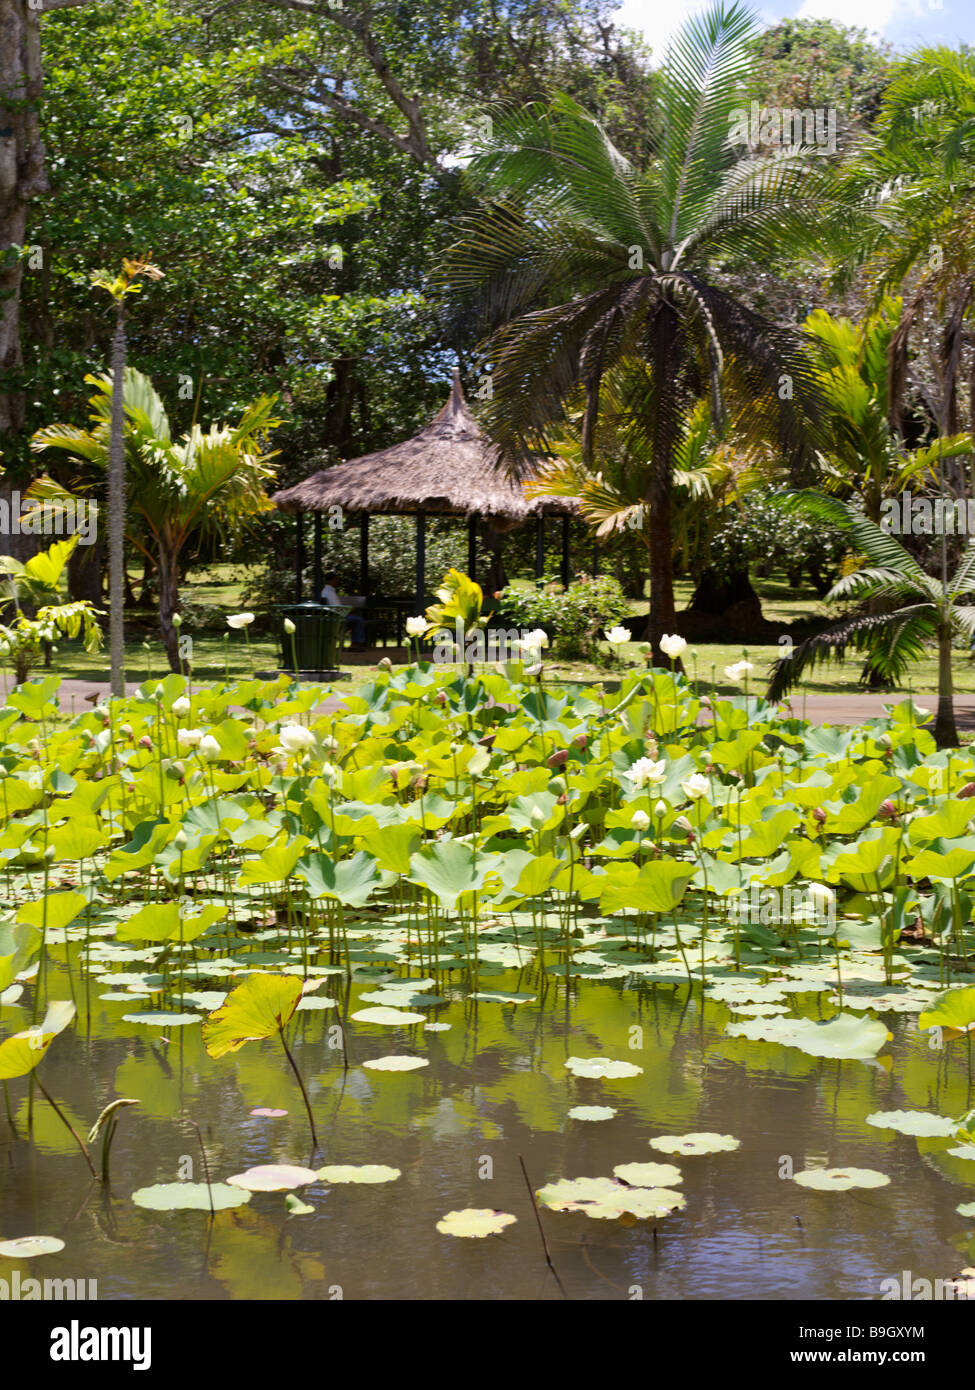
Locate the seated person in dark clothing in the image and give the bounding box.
[321,570,367,649]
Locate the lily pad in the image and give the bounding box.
[613,1161,683,1186]
[865,1110,959,1137]
[250,1107,288,1118]
[649,1133,740,1156]
[568,1105,617,1122]
[564,1056,644,1079]
[131,1183,250,1211]
[361,1055,429,1071]
[316,1164,401,1184]
[351,1006,426,1026]
[226,1164,319,1192]
[436,1208,517,1238]
[0,1235,65,1257]
[793,1167,890,1191]
[121,1011,201,1027]
[957,1202,975,1218]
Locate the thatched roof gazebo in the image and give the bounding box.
[272,370,576,615]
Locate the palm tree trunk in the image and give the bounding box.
[645,305,679,657]
[935,622,958,748]
[108,307,126,697]
[157,545,182,674]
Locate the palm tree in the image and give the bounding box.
[31,369,279,673]
[90,258,163,695]
[440,1,846,655]
[768,495,975,747]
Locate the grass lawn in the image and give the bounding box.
[28,562,975,699]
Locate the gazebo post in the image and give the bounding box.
[294,514,305,602]
[313,513,323,600]
[359,514,369,595]
[415,511,426,621]
[592,539,599,577]
[560,515,570,589]
[467,514,478,583]
[534,516,544,581]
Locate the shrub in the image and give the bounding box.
[495,574,631,660]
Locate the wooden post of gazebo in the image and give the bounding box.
[468,514,478,584]
[415,511,426,618]
[560,515,571,589]
[313,514,323,600]
[359,514,369,594]
[535,516,544,580]
[294,516,305,601]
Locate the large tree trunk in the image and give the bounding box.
[157,545,182,674]
[0,0,48,452]
[108,311,126,695]
[935,622,958,749]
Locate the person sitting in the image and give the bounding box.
[321,571,367,649]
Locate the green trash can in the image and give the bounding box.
[275,602,347,672]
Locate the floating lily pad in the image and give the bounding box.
[423,1021,451,1032]
[568,1105,617,1122]
[564,1056,644,1079]
[250,1107,288,1118]
[793,1167,890,1191]
[0,1235,65,1257]
[536,1175,683,1220]
[865,1110,959,1137]
[131,1183,250,1211]
[649,1133,740,1156]
[726,1011,889,1059]
[436,1208,517,1238]
[361,1055,429,1071]
[469,991,537,1004]
[316,1164,401,1183]
[948,1143,975,1160]
[613,1161,683,1186]
[121,1011,201,1027]
[351,1006,426,1026]
[957,1202,975,1218]
[226,1164,319,1192]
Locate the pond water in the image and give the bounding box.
[2,936,972,1301]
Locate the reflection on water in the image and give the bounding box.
[1,951,973,1301]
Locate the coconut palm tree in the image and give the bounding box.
[440,1,847,655]
[31,369,279,673]
[89,258,163,695]
[768,495,975,747]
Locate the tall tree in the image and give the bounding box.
[441,2,843,654]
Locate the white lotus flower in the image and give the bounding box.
[660,633,687,659]
[806,882,835,907]
[172,696,191,718]
[682,772,710,800]
[525,628,549,650]
[605,625,631,646]
[320,762,340,787]
[628,757,667,788]
[199,734,222,761]
[631,809,651,831]
[227,612,255,630]
[177,728,203,749]
[405,616,427,638]
[724,659,755,682]
[278,724,315,754]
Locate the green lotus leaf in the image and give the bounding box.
[226,1164,318,1192]
[564,1056,644,1079]
[568,1105,617,1122]
[202,973,303,1058]
[793,1167,890,1191]
[0,999,75,1080]
[0,1235,66,1257]
[649,1133,739,1156]
[865,1110,960,1137]
[613,1161,683,1186]
[436,1208,517,1238]
[316,1165,401,1183]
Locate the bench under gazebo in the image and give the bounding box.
[271,370,576,648]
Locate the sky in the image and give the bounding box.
[615,0,975,56]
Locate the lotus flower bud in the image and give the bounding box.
[958,782,975,800]
[547,749,569,769]
[283,617,296,635]
[138,735,153,750]
[812,807,827,824]
[878,799,898,819]
[435,690,447,706]
[557,792,568,805]
[654,800,668,819]
[119,723,133,738]
[631,809,651,831]
[549,775,567,793]
[173,829,188,850]
[378,657,394,672]
[572,733,587,750]
[172,613,183,629]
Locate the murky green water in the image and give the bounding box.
[2,943,972,1301]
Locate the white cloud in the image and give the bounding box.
[796,0,899,33]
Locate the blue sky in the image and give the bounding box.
[616,0,975,56]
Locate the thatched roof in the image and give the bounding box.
[272,371,574,522]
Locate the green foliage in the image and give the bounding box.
[496,575,631,658]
